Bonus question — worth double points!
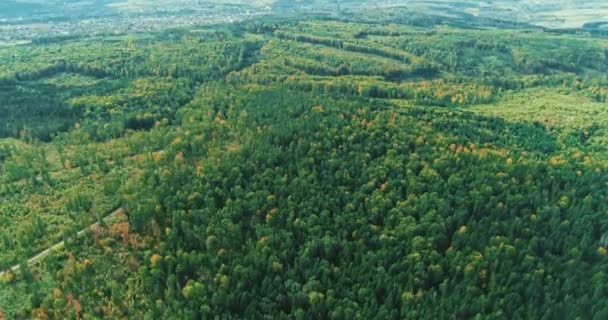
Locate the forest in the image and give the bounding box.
[1,5,608,320]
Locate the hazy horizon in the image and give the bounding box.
[2,0,608,30]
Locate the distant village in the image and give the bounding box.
[0,9,269,45]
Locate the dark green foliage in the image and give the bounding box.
[0,81,91,141]
[2,8,608,320]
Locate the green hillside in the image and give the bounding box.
[1,6,608,320]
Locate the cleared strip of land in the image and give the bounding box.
[0,207,125,279]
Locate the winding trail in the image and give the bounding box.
[0,207,125,278]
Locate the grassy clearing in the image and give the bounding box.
[39,73,103,87]
[470,87,608,159]
[471,88,608,129]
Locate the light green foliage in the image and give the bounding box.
[471,88,608,158]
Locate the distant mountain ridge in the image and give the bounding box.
[0,0,121,20]
[0,0,268,21]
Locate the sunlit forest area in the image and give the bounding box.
[1,2,608,319]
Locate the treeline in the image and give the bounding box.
[457,39,513,55]
[11,61,113,81]
[228,69,494,106]
[263,40,422,82]
[283,57,416,81]
[8,37,260,83]
[337,9,445,28]
[231,61,608,105]
[274,30,415,64]
[354,29,404,38]
[479,74,608,102]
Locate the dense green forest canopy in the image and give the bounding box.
[1,6,608,320]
